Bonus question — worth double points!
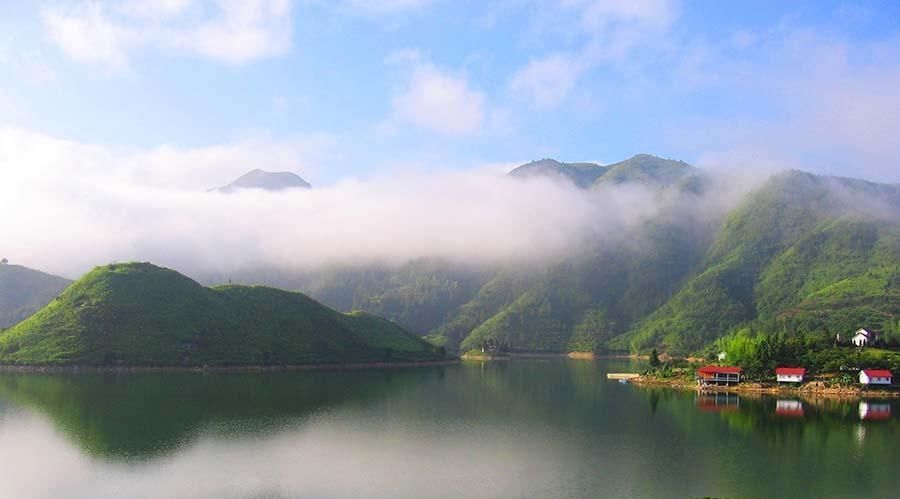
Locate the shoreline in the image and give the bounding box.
[0,359,460,374]
[631,375,900,400]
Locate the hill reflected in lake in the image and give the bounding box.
[1,359,900,498]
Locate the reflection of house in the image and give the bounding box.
[697,392,741,412]
[776,367,806,383]
[697,366,742,386]
[859,369,892,385]
[850,328,875,347]
[775,399,804,418]
[859,401,891,420]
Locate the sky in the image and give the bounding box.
[1,1,900,276]
[1,0,899,187]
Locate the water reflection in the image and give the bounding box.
[775,399,804,418]
[859,401,891,421]
[1,359,899,499]
[695,391,741,412]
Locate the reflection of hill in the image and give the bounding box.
[0,369,435,460]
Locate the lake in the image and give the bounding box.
[0,358,898,499]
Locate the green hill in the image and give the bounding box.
[0,263,71,328]
[508,159,608,188]
[592,154,695,187]
[622,171,900,353]
[0,263,445,366]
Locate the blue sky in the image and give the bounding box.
[2,0,900,186]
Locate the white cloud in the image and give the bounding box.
[662,30,900,183]
[341,0,434,15]
[0,127,333,191]
[0,127,748,279]
[41,0,293,67]
[572,0,676,32]
[43,2,131,67]
[390,63,485,136]
[508,53,585,109]
[508,0,678,109]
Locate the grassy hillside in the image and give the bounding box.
[459,217,712,353]
[623,171,900,354]
[0,264,71,328]
[0,263,445,366]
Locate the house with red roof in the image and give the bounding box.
[775,367,806,383]
[859,369,892,386]
[697,366,742,386]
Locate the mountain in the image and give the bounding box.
[619,171,900,354]
[507,154,697,190]
[302,259,493,334]
[0,262,445,366]
[508,159,608,188]
[593,154,696,188]
[0,263,71,328]
[203,155,900,357]
[213,169,311,193]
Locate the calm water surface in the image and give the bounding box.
[0,358,898,499]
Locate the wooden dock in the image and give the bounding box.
[607,373,641,380]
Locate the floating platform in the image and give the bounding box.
[607,373,641,380]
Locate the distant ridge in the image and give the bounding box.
[212,169,311,193]
[0,263,71,328]
[508,159,607,188]
[507,154,696,189]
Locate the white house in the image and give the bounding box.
[776,367,806,383]
[859,369,892,385]
[851,328,875,347]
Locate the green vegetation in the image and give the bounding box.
[591,154,695,187]
[239,158,900,359]
[624,171,900,354]
[0,263,71,328]
[0,262,445,366]
[508,158,608,187]
[304,258,492,335]
[713,329,900,379]
[649,348,660,368]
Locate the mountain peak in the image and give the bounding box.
[213,169,311,193]
[508,159,607,188]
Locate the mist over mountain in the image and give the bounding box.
[292,159,900,355]
[4,151,898,356]
[212,169,312,193]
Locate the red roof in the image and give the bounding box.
[862,369,893,378]
[698,366,742,376]
[776,367,806,376]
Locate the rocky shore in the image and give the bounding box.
[632,374,900,400]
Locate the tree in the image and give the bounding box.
[649,348,661,369]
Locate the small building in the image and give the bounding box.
[775,367,806,383]
[697,366,742,386]
[859,369,892,385]
[859,401,892,420]
[717,351,727,362]
[850,328,875,347]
